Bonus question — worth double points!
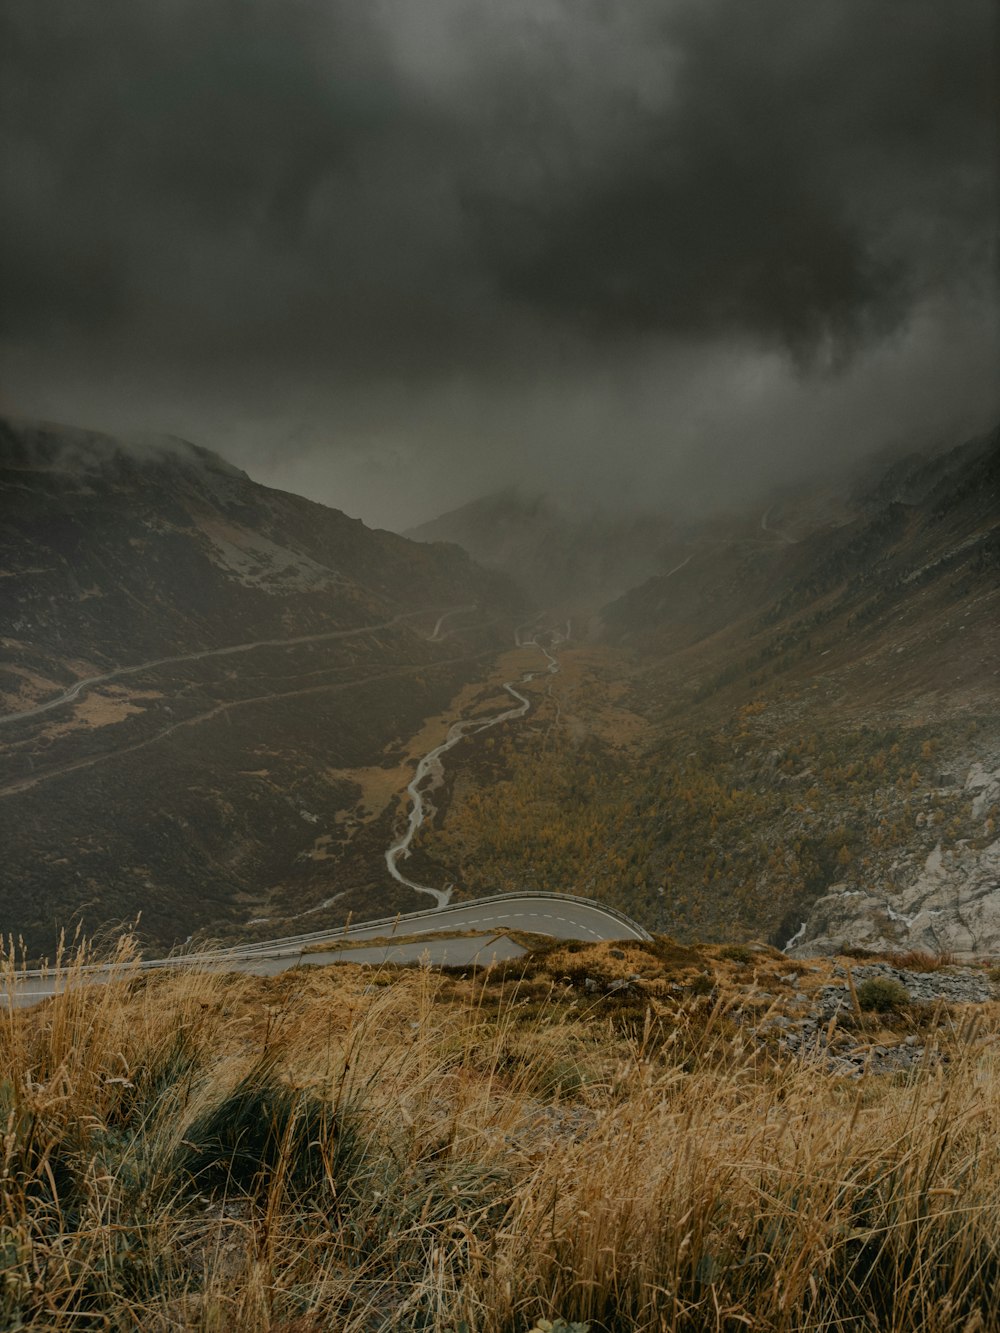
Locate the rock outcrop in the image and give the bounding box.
[790,759,1000,959]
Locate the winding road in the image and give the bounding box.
[1,613,655,1009]
[385,632,562,907]
[429,605,478,640]
[0,606,454,729]
[2,892,651,1008]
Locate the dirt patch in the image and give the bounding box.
[327,762,409,822]
[310,833,334,861]
[41,687,163,737]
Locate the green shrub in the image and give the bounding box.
[719,945,755,965]
[856,976,910,1013]
[177,1058,363,1198]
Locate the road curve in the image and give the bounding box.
[429,604,478,640]
[385,637,561,908]
[2,892,651,1007]
[337,892,651,946]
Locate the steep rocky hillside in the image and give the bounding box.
[602,424,998,680]
[0,419,524,957]
[595,426,1000,952]
[1,419,516,688]
[397,426,999,956]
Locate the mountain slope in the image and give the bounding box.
[1,419,516,688]
[594,423,1000,952]
[406,487,679,607]
[391,425,999,956]
[0,419,524,957]
[602,424,999,707]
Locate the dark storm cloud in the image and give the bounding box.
[0,0,437,367]
[472,1,997,361]
[2,0,994,370]
[0,0,997,526]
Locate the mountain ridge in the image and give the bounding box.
[0,418,526,957]
[405,484,679,608]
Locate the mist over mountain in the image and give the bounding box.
[399,421,1000,957]
[3,6,999,1325]
[1,418,517,665]
[407,488,682,608]
[3,404,997,966]
[602,425,1000,661]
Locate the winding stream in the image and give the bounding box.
[385,630,562,908]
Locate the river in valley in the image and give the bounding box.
[384,630,563,907]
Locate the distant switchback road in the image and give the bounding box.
[0,606,457,728]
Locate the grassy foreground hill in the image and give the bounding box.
[3,936,999,1331]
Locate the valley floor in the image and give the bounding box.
[408,636,1000,956]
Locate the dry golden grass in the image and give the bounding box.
[2,938,998,1331]
[882,949,960,973]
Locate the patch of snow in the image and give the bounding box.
[197,522,346,595]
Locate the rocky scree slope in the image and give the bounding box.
[599,424,999,956]
[789,757,1000,959]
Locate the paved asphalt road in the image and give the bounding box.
[342,897,649,944]
[6,933,528,1005]
[2,894,650,1008]
[0,605,453,729]
[262,933,527,974]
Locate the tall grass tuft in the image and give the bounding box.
[1,939,998,1331]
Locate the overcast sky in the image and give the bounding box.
[2,0,997,529]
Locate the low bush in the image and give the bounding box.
[885,949,955,972]
[719,944,755,965]
[176,1059,363,1198]
[856,976,911,1012]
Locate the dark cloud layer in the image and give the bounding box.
[474,3,990,359]
[1,0,997,525]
